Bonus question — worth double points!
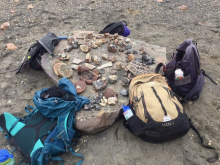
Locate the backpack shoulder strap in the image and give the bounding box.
[189,120,219,163]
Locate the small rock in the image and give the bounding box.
[94,104,102,110]
[58,53,70,61]
[85,63,96,70]
[109,69,117,75]
[125,38,130,44]
[64,45,73,52]
[97,62,113,69]
[134,58,142,63]
[107,43,117,53]
[27,4,34,10]
[92,69,100,76]
[125,44,132,50]
[92,56,102,65]
[108,75,118,84]
[84,103,94,111]
[80,44,90,53]
[95,40,103,47]
[120,89,128,97]
[101,54,109,60]
[109,56,117,63]
[119,48,124,52]
[85,53,92,63]
[178,4,188,10]
[14,0,19,2]
[6,43,17,51]
[102,77,107,81]
[125,49,137,54]
[1,22,10,31]
[72,58,83,64]
[71,64,79,70]
[93,79,107,91]
[121,77,130,86]
[128,54,135,61]
[103,88,117,98]
[120,63,127,69]
[99,68,105,74]
[100,99,107,107]
[108,97,118,105]
[113,62,121,70]
[103,96,108,103]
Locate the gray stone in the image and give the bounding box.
[121,77,130,86]
[99,68,105,74]
[125,44,132,50]
[108,75,118,84]
[120,89,128,97]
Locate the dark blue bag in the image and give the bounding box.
[155,39,217,103]
[0,77,90,165]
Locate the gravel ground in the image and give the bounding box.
[0,0,220,165]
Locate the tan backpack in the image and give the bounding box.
[123,74,218,162]
[124,74,191,143]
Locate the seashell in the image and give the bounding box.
[74,81,86,94]
[52,59,63,67]
[56,63,73,78]
[80,71,99,84]
[53,63,65,75]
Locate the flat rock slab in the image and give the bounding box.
[41,31,167,134]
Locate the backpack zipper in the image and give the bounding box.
[140,91,148,119]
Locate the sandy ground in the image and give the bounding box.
[0,0,220,165]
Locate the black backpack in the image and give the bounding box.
[99,21,130,37]
[16,33,59,73]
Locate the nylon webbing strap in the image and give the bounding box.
[201,70,218,85]
[69,147,84,165]
[190,121,219,163]
[155,63,164,73]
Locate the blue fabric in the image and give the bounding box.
[123,25,130,37]
[30,139,44,157]
[33,77,90,119]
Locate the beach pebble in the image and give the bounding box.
[108,75,118,84]
[101,54,109,60]
[107,43,117,53]
[84,103,94,111]
[71,64,79,70]
[1,22,10,31]
[99,68,105,74]
[120,89,128,97]
[128,54,135,61]
[125,44,132,50]
[72,58,83,64]
[6,43,17,51]
[27,4,34,10]
[121,77,130,86]
[103,88,117,98]
[94,104,102,111]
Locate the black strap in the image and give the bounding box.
[201,69,218,85]
[190,120,219,163]
[155,63,164,73]
[151,87,167,116]
[100,21,124,34]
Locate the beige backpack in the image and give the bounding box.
[123,73,191,143]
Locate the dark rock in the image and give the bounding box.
[93,79,107,91]
[84,103,94,111]
[94,104,102,111]
[72,42,79,49]
[121,77,130,86]
[109,69,117,75]
[142,55,150,62]
[125,49,138,54]
[119,48,124,52]
[125,44,132,50]
[64,45,73,52]
[145,57,155,65]
[120,89,128,97]
[99,68,105,74]
[108,75,118,84]
[134,58,142,63]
